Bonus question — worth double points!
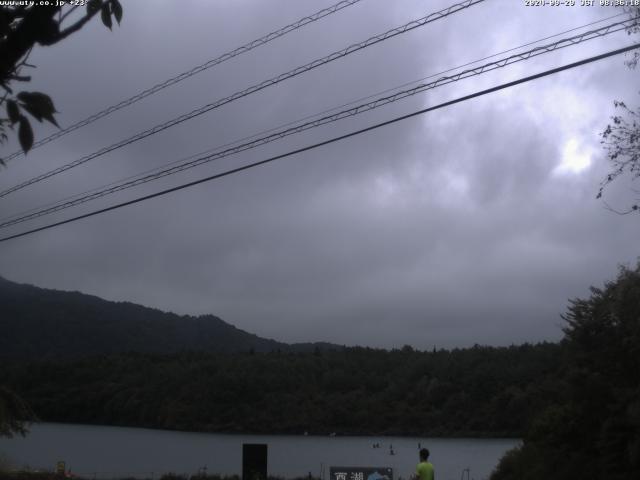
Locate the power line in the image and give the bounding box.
[0,17,633,229]
[1,42,637,244]
[1,0,366,163]
[5,8,623,209]
[5,10,624,228]
[21,6,618,226]
[1,17,631,227]
[241,11,628,140]
[0,9,630,228]
[0,0,486,199]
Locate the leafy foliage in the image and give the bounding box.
[0,386,35,438]
[599,100,640,213]
[16,91,58,127]
[598,7,640,213]
[624,7,640,69]
[491,263,640,480]
[0,1,123,163]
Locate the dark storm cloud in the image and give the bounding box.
[1,0,639,348]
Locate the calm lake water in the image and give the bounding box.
[0,423,519,480]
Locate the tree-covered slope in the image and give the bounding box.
[1,343,562,437]
[491,263,640,480]
[0,276,332,359]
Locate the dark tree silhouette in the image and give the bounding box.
[0,0,122,163]
[599,100,640,213]
[598,7,640,214]
[0,386,35,438]
[491,262,640,480]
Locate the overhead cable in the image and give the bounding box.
[0,0,486,199]
[0,11,626,225]
[1,0,366,162]
[0,18,633,229]
[1,42,638,244]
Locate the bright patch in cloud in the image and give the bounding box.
[445,171,469,196]
[554,137,592,175]
[373,174,398,205]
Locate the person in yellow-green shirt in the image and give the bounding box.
[415,448,435,480]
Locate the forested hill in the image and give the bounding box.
[2,344,563,437]
[0,276,336,359]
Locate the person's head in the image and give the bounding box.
[419,448,430,462]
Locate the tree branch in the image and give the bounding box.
[7,74,31,82]
[53,2,106,43]
[0,6,60,81]
[59,4,80,25]
[602,200,637,215]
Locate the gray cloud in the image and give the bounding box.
[1,0,639,349]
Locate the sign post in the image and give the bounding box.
[242,443,268,480]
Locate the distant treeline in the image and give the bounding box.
[2,342,562,437]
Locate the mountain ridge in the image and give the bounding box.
[0,275,340,359]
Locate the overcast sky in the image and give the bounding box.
[1,0,639,349]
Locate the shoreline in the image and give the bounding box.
[20,421,521,440]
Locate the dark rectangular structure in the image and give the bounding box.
[242,443,268,480]
[330,467,393,480]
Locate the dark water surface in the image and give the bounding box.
[0,423,519,480]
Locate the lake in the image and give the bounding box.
[0,423,519,480]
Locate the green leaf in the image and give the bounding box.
[101,3,112,30]
[30,108,59,127]
[17,91,56,113]
[6,100,20,124]
[44,112,59,128]
[18,115,34,153]
[111,0,123,25]
[16,91,58,127]
[20,103,43,122]
[87,0,101,15]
